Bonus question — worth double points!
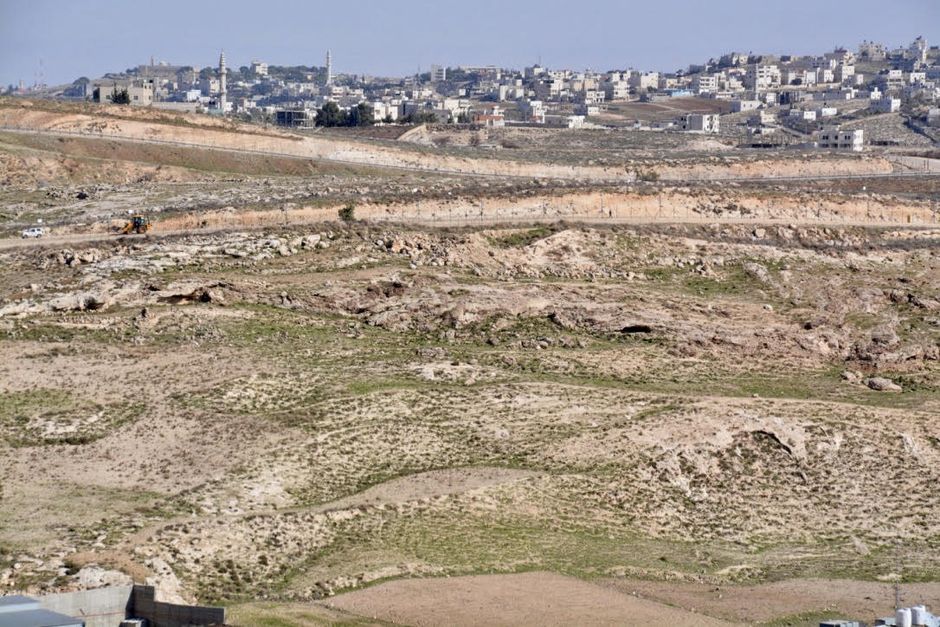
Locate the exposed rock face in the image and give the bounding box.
[75,565,133,589]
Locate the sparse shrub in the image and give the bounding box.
[636,169,660,182]
[338,204,356,222]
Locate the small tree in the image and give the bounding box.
[316,101,346,127]
[338,204,356,222]
[110,87,131,105]
[347,103,374,127]
[353,102,374,126]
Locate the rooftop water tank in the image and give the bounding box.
[896,607,912,627]
[911,605,929,626]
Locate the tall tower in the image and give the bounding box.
[218,50,227,112]
[326,49,333,86]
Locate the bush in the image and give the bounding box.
[338,204,356,222]
[109,88,130,105]
[636,169,660,182]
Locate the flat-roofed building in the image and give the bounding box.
[681,113,720,134]
[746,63,781,90]
[818,126,864,151]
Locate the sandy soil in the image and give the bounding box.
[606,578,940,624]
[324,572,737,626]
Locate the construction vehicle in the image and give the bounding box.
[119,215,152,235]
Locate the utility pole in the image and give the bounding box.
[894,541,903,610]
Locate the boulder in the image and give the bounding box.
[49,291,111,312]
[301,234,322,248]
[866,377,902,392]
[742,261,771,284]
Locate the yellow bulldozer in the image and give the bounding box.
[119,215,152,235]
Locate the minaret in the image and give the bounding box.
[326,49,333,86]
[218,50,227,112]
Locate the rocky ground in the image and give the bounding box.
[0,100,938,625]
[0,219,938,622]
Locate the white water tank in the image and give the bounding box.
[896,607,912,627]
[911,605,929,626]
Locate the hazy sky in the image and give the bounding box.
[1,0,938,86]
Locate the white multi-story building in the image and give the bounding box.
[928,108,940,127]
[824,48,855,65]
[519,99,546,123]
[746,64,781,90]
[533,78,565,100]
[472,105,505,127]
[681,113,720,134]
[731,99,760,112]
[871,96,901,113]
[752,110,777,126]
[815,68,834,84]
[629,71,660,91]
[858,40,886,61]
[875,69,906,92]
[818,126,864,151]
[579,89,606,104]
[564,115,585,129]
[783,69,812,86]
[603,81,630,100]
[909,36,928,65]
[371,101,399,122]
[835,64,855,83]
[575,103,601,116]
[430,65,447,82]
[250,60,268,76]
[788,108,817,121]
[692,74,719,94]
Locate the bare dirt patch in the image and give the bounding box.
[605,578,940,625]
[324,572,737,626]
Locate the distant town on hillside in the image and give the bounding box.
[5,36,940,148]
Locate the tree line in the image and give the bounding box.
[315,102,374,127]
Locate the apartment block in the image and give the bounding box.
[681,113,720,134]
[818,126,864,151]
[746,64,781,90]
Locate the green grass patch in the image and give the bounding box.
[487,226,556,249]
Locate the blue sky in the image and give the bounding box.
[1,0,938,86]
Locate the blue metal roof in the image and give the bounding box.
[0,608,83,627]
[0,597,38,610]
